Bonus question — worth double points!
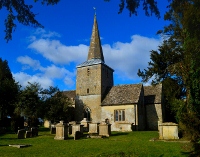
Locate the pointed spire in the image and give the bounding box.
[87,14,105,62]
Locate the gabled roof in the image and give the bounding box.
[62,90,76,99]
[101,84,142,106]
[144,84,162,104]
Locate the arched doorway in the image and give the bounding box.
[84,107,91,121]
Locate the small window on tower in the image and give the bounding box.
[87,88,89,93]
[87,68,90,76]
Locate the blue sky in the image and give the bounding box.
[0,0,169,91]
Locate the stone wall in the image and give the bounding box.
[101,105,136,131]
[146,103,163,130]
[76,64,113,97]
[137,86,146,131]
[75,95,102,123]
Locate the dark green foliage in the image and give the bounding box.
[42,88,73,122]
[0,0,60,42]
[105,0,160,17]
[1,0,161,42]
[0,58,19,120]
[138,0,200,141]
[15,83,73,126]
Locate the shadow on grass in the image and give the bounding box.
[39,127,50,132]
[111,132,129,136]
[181,141,200,157]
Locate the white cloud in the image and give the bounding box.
[15,29,162,90]
[28,39,88,65]
[17,56,41,70]
[13,72,53,89]
[14,56,76,89]
[103,35,162,80]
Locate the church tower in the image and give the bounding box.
[76,14,114,123]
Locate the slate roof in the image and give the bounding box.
[144,84,162,104]
[101,84,142,106]
[77,59,104,67]
[63,90,76,99]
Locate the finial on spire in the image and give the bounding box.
[93,7,96,15]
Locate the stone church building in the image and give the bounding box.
[63,15,164,131]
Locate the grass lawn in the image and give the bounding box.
[0,128,192,157]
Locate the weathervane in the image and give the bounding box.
[93,7,96,15]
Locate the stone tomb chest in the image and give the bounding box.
[159,122,179,140]
[54,121,68,140]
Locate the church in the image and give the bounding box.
[63,15,164,131]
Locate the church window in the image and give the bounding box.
[84,107,91,121]
[87,88,89,93]
[114,110,125,121]
[87,68,90,76]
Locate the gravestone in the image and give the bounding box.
[88,123,99,135]
[25,131,32,138]
[50,124,56,134]
[72,124,84,137]
[54,121,68,140]
[17,129,25,139]
[99,122,111,137]
[81,118,90,132]
[31,127,38,136]
[74,131,82,140]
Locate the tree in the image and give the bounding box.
[41,87,73,123]
[15,83,72,126]
[15,82,43,127]
[0,0,60,42]
[0,58,19,121]
[1,0,160,42]
[138,0,200,141]
[105,0,160,17]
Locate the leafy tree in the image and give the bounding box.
[41,87,73,123]
[15,82,43,127]
[0,58,19,122]
[1,0,161,42]
[0,0,60,42]
[138,0,200,141]
[105,0,160,17]
[15,83,73,126]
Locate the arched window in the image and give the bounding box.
[84,107,91,121]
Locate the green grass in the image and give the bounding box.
[0,128,192,157]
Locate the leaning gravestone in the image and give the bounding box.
[17,129,26,139]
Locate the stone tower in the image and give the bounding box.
[76,15,114,123]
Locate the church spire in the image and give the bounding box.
[87,14,105,63]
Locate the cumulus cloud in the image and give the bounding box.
[17,56,41,70]
[104,35,162,80]
[14,56,76,89]
[13,72,54,89]
[14,29,162,90]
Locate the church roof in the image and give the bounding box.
[87,14,104,62]
[63,90,76,99]
[101,84,143,106]
[77,59,104,68]
[144,84,162,104]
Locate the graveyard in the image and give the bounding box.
[0,125,192,157]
